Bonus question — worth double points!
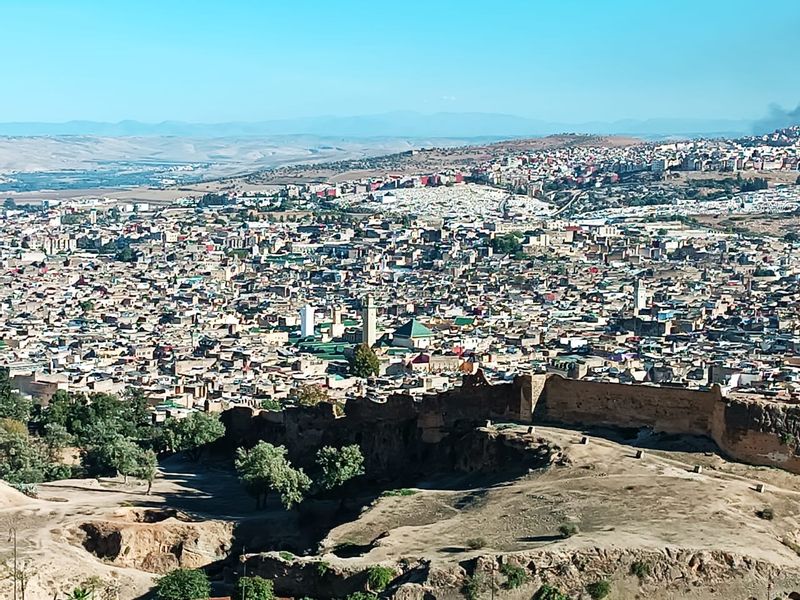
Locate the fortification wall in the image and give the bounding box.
[536,375,721,436]
[220,371,532,477]
[536,375,800,474]
[711,397,800,473]
[221,373,800,477]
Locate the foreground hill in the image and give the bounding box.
[3,424,800,599]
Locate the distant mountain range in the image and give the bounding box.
[0,112,762,139]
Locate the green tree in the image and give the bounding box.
[316,444,365,490]
[784,231,799,243]
[159,411,225,461]
[234,576,274,600]
[235,441,311,509]
[349,343,380,378]
[155,568,211,600]
[491,232,523,255]
[0,425,54,484]
[290,384,329,407]
[42,422,75,456]
[366,565,395,592]
[259,398,281,411]
[135,448,158,494]
[82,435,142,483]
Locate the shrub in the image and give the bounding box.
[500,563,528,589]
[316,560,331,576]
[259,398,281,411]
[757,506,775,520]
[155,568,210,600]
[586,579,611,600]
[234,576,274,600]
[466,537,487,550]
[346,594,377,600]
[462,573,486,600]
[278,550,295,562]
[558,523,579,538]
[366,565,395,592]
[630,560,651,579]
[533,584,571,600]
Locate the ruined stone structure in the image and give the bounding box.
[221,371,800,476]
[221,372,534,477]
[535,375,800,474]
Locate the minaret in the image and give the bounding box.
[300,304,315,338]
[633,279,647,315]
[362,294,377,347]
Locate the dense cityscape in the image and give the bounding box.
[3,131,799,420]
[3,2,800,598]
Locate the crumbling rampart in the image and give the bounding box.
[221,372,800,476]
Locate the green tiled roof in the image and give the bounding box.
[454,316,475,327]
[395,318,434,338]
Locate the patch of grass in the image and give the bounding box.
[278,551,295,562]
[366,565,395,592]
[780,432,796,447]
[586,579,611,600]
[316,560,331,576]
[630,560,651,579]
[462,573,486,600]
[500,563,528,589]
[558,522,579,538]
[756,506,775,520]
[466,537,487,550]
[381,488,417,497]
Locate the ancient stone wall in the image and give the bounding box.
[536,375,800,474]
[219,371,534,478]
[220,373,800,477]
[535,375,721,436]
[711,396,800,473]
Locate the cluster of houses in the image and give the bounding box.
[1,135,799,420]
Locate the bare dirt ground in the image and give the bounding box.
[4,425,800,599]
[695,211,800,237]
[325,426,800,566]
[0,457,264,600]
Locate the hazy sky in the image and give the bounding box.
[3,0,799,123]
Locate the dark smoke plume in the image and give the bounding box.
[752,103,800,134]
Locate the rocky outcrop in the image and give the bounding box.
[78,514,234,574]
[245,547,800,600]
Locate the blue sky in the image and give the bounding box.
[2,0,799,123]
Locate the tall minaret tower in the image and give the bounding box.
[633,279,647,315]
[362,294,377,347]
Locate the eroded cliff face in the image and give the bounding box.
[78,509,234,574]
[245,546,800,600]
